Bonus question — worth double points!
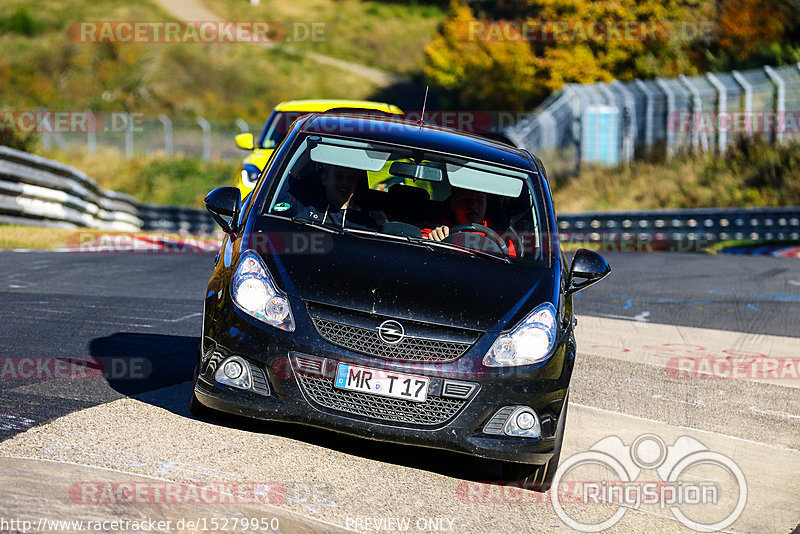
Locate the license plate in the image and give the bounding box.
[334,363,429,403]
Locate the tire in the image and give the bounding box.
[189,355,215,419]
[189,388,213,418]
[501,392,570,492]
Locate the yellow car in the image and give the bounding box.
[234,99,403,195]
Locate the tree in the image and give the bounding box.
[425,0,715,110]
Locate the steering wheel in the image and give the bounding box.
[443,223,509,255]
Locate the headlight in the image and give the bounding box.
[483,303,557,367]
[232,250,295,331]
[241,164,261,187]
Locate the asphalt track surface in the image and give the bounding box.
[0,250,798,533]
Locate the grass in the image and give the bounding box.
[0,0,384,123]
[0,225,78,250]
[551,139,800,213]
[200,0,444,76]
[0,225,223,250]
[42,148,236,207]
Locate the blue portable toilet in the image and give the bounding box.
[581,106,620,165]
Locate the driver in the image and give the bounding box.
[422,188,517,257]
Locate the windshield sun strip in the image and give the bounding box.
[294,133,540,178]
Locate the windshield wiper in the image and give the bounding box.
[406,236,511,263]
[343,228,437,250]
[288,216,344,234]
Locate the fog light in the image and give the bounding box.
[503,407,541,438]
[215,356,252,390]
[516,411,535,430]
[223,360,243,380]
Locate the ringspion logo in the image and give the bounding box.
[551,434,747,532]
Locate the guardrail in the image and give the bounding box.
[558,207,800,251]
[3,145,799,252]
[0,145,215,233]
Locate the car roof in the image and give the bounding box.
[299,114,536,172]
[274,99,403,114]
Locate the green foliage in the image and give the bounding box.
[718,138,800,204]
[0,6,45,36]
[130,158,235,207]
[0,0,388,123]
[424,3,541,110]
[49,149,235,207]
[425,0,800,110]
[0,129,39,152]
[203,0,445,77]
[552,139,800,212]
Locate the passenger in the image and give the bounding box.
[274,164,379,230]
[422,187,517,257]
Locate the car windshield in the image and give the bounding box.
[260,111,305,149]
[262,134,547,263]
[260,110,400,149]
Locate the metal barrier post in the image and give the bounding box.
[680,75,709,152]
[655,79,676,159]
[158,115,173,156]
[764,65,786,145]
[634,80,654,149]
[120,112,134,157]
[235,118,250,134]
[563,85,583,173]
[537,110,557,152]
[87,111,96,156]
[612,80,636,162]
[705,73,727,154]
[732,71,753,139]
[197,117,212,162]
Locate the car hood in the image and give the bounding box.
[249,220,558,332]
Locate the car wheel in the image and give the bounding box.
[501,392,570,492]
[189,387,212,418]
[189,354,215,419]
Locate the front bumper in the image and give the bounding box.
[197,297,573,465]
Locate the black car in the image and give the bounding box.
[193,114,610,489]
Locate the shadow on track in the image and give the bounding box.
[92,332,505,483]
[89,332,197,396]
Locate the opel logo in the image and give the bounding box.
[377,320,404,345]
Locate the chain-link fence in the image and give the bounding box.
[35,112,253,161]
[505,63,800,174]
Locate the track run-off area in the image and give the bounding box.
[0,250,797,533]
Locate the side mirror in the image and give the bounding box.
[234,133,254,150]
[205,187,241,234]
[567,248,610,295]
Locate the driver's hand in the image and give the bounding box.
[426,225,449,241]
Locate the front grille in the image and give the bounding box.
[311,317,472,363]
[294,366,468,426]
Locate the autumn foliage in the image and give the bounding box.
[425,0,800,110]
